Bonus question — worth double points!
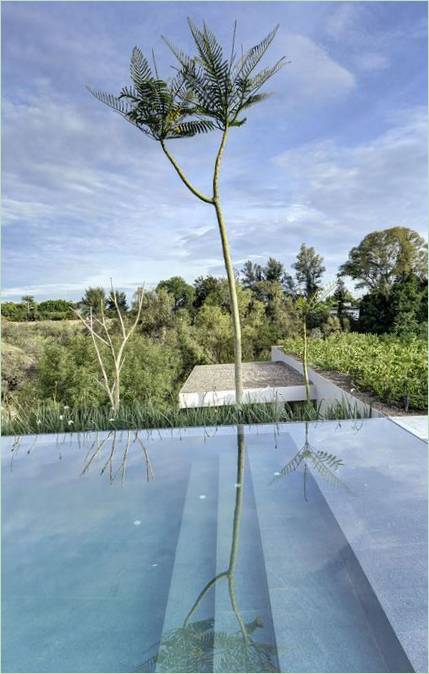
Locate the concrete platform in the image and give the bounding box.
[179,361,313,408]
[389,415,428,441]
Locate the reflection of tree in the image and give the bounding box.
[272,422,345,500]
[9,435,38,472]
[137,426,278,673]
[81,430,154,484]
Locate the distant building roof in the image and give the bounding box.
[180,361,305,394]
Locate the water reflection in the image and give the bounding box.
[81,430,155,483]
[272,422,346,500]
[137,425,279,673]
[5,423,350,673]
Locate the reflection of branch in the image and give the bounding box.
[135,432,155,481]
[80,430,154,483]
[81,431,113,475]
[272,422,347,495]
[100,430,118,479]
[183,571,228,626]
[9,436,22,472]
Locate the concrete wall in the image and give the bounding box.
[178,384,314,409]
[271,346,383,418]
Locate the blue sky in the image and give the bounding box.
[2,1,428,300]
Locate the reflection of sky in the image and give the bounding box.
[2,2,427,299]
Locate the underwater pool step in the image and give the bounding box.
[248,433,397,673]
[213,435,279,673]
[155,457,219,672]
[304,420,426,673]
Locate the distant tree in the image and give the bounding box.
[333,276,354,330]
[264,257,296,295]
[80,287,106,315]
[241,257,295,296]
[89,19,285,404]
[240,261,263,291]
[193,276,223,309]
[264,257,284,283]
[194,304,233,364]
[106,290,129,315]
[293,244,325,297]
[136,288,175,337]
[358,273,427,336]
[358,292,393,334]
[75,288,144,413]
[340,227,428,297]
[21,295,37,321]
[156,276,195,311]
[390,275,427,338]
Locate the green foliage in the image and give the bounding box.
[1,302,28,321]
[80,287,106,315]
[156,276,195,311]
[241,258,295,296]
[194,304,233,362]
[340,226,428,295]
[282,332,427,410]
[136,288,176,336]
[163,21,285,131]
[138,616,278,673]
[106,290,128,314]
[89,21,284,139]
[193,275,224,308]
[358,274,427,336]
[2,299,76,321]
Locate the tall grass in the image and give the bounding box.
[2,398,372,437]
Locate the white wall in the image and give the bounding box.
[271,346,382,418]
[179,384,314,409]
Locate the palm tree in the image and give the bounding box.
[88,19,285,405]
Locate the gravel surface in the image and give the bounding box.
[181,361,305,393]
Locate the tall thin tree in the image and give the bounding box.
[88,19,285,404]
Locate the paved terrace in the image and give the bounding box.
[179,361,312,408]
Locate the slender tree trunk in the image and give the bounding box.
[303,320,310,403]
[161,131,244,405]
[213,128,243,405]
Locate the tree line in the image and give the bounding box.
[3,227,427,339]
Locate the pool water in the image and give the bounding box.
[2,419,426,672]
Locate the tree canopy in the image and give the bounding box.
[340,226,428,296]
[156,276,195,311]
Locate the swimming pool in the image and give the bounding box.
[2,418,427,672]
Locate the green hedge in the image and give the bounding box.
[281,333,427,410]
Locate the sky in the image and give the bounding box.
[2,1,428,301]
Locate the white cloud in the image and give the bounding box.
[277,32,356,102]
[178,106,427,284]
[353,52,389,72]
[271,106,427,244]
[325,4,359,40]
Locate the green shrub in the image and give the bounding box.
[282,333,427,410]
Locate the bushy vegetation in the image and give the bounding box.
[282,333,427,411]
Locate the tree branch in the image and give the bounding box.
[161,141,214,204]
